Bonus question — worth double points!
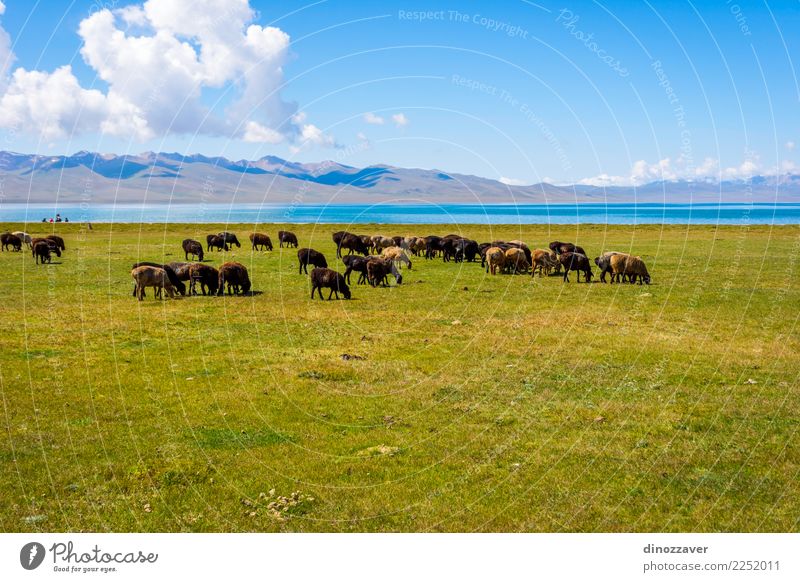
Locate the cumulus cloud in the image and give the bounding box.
[363,112,384,125]
[0,0,334,147]
[392,113,409,128]
[578,154,771,187]
[499,176,527,186]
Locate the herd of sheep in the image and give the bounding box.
[1,228,651,301]
[126,229,652,302]
[1,231,65,264]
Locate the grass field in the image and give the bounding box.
[1,221,798,533]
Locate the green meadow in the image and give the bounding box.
[0,222,798,532]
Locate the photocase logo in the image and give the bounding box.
[20,542,46,570]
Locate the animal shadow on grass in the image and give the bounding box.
[217,290,263,297]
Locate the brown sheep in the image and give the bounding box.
[182,238,204,261]
[250,232,273,251]
[131,266,176,301]
[485,246,505,275]
[504,247,530,274]
[610,254,651,284]
[188,263,219,295]
[366,257,403,287]
[594,252,630,283]
[131,262,187,297]
[381,246,412,269]
[310,267,351,300]
[218,262,251,295]
[532,249,558,277]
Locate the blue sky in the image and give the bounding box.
[0,0,797,185]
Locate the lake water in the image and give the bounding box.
[1,203,798,225]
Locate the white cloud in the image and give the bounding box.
[786,141,796,151]
[392,113,409,128]
[579,154,767,187]
[0,66,111,141]
[499,176,527,186]
[363,112,384,125]
[242,121,284,144]
[0,0,334,147]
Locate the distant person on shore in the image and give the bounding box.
[55,213,62,222]
[64,217,69,223]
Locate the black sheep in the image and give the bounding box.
[560,252,593,283]
[182,238,204,261]
[310,267,351,300]
[297,248,328,274]
[342,255,370,285]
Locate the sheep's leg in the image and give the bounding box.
[563,270,569,282]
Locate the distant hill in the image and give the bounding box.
[0,151,797,204]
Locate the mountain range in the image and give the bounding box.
[0,151,797,204]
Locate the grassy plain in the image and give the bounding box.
[0,221,798,532]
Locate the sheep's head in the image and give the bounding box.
[342,286,352,299]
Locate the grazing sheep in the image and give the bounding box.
[165,262,194,283]
[342,255,370,285]
[560,252,593,283]
[504,247,530,274]
[218,262,251,295]
[532,249,558,277]
[188,263,219,295]
[33,240,60,264]
[405,237,426,256]
[297,248,328,274]
[372,236,395,254]
[594,252,629,283]
[454,238,480,262]
[610,254,651,284]
[485,246,506,275]
[182,238,204,261]
[1,232,22,251]
[366,257,403,287]
[391,235,404,247]
[250,232,273,251]
[131,266,176,301]
[337,232,370,256]
[381,246,412,269]
[310,267,351,300]
[278,230,298,248]
[46,234,66,251]
[206,234,229,252]
[131,262,187,297]
[11,231,32,248]
[30,237,58,257]
[218,232,241,248]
